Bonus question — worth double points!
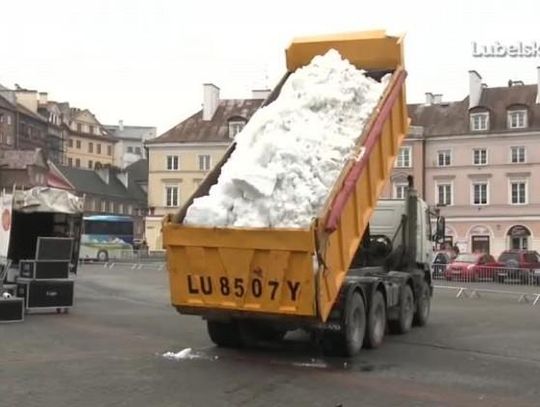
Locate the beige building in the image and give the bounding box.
[65,108,116,169]
[144,84,267,250]
[409,69,540,256]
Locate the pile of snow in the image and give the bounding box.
[184,49,390,229]
[162,348,195,360]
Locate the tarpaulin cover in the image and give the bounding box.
[12,187,84,214]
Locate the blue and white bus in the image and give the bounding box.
[79,215,135,262]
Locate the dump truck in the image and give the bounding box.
[162,30,446,356]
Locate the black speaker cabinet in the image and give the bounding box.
[0,297,24,323]
[17,279,74,311]
[19,260,70,280]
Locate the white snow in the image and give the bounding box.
[161,348,219,361]
[184,49,389,229]
[162,348,194,360]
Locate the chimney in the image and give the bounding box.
[432,94,442,104]
[202,83,220,121]
[116,171,129,189]
[252,89,271,100]
[469,70,482,109]
[38,92,48,105]
[425,92,433,105]
[118,119,124,131]
[96,167,110,184]
[537,67,540,104]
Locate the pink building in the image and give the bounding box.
[400,69,540,256]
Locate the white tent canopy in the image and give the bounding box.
[11,187,84,214]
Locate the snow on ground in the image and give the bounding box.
[161,348,219,361]
[184,49,389,229]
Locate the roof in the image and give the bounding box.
[147,99,264,144]
[56,165,146,203]
[17,103,47,123]
[0,149,48,169]
[409,83,540,136]
[125,159,148,182]
[0,94,15,111]
[104,124,156,141]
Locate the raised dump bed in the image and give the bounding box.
[162,30,409,324]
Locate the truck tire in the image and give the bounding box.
[207,320,242,348]
[321,291,366,357]
[388,284,414,334]
[364,290,386,349]
[413,280,430,327]
[238,320,286,346]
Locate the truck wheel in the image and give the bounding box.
[207,320,242,348]
[321,291,366,357]
[413,280,430,327]
[97,250,109,262]
[388,285,414,334]
[364,290,386,349]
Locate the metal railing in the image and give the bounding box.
[432,263,540,286]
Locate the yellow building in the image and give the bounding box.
[65,108,117,169]
[144,84,268,251]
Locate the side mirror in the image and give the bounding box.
[432,216,445,243]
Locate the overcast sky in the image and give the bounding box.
[2,0,540,135]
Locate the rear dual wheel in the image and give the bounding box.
[388,285,414,334]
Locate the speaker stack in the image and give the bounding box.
[16,237,75,314]
[0,262,24,323]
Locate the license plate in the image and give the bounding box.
[186,275,301,302]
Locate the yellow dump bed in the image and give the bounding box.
[162,30,409,323]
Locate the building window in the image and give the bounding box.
[128,204,133,214]
[510,181,527,205]
[108,201,114,213]
[396,146,412,168]
[68,138,73,148]
[511,146,525,163]
[88,160,93,169]
[77,123,82,132]
[437,150,451,167]
[166,155,179,170]
[436,183,452,206]
[229,121,245,138]
[107,145,112,156]
[127,146,133,153]
[198,154,211,171]
[393,183,408,199]
[6,115,11,125]
[470,112,489,131]
[75,158,81,167]
[473,148,487,165]
[89,125,94,134]
[88,142,93,153]
[135,147,141,155]
[97,143,101,154]
[472,182,488,205]
[119,203,124,214]
[67,157,73,166]
[508,110,527,129]
[101,200,107,212]
[75,140,81,149]
[165,186,179,207]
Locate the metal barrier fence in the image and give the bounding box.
[432,263,540,286]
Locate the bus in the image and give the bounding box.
[79,215,135,262]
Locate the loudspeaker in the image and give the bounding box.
[0,297,24,323]
[17,279,74,311]
[19,260,70,280]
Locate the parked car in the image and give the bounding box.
[494,250,540,284]
[432,251,452,279]
[443,252,497,282]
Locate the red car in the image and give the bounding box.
[494,250,540,284]
[444,253,497,282]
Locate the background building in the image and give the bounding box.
[105,120,156,169]
[144,84,268,250]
